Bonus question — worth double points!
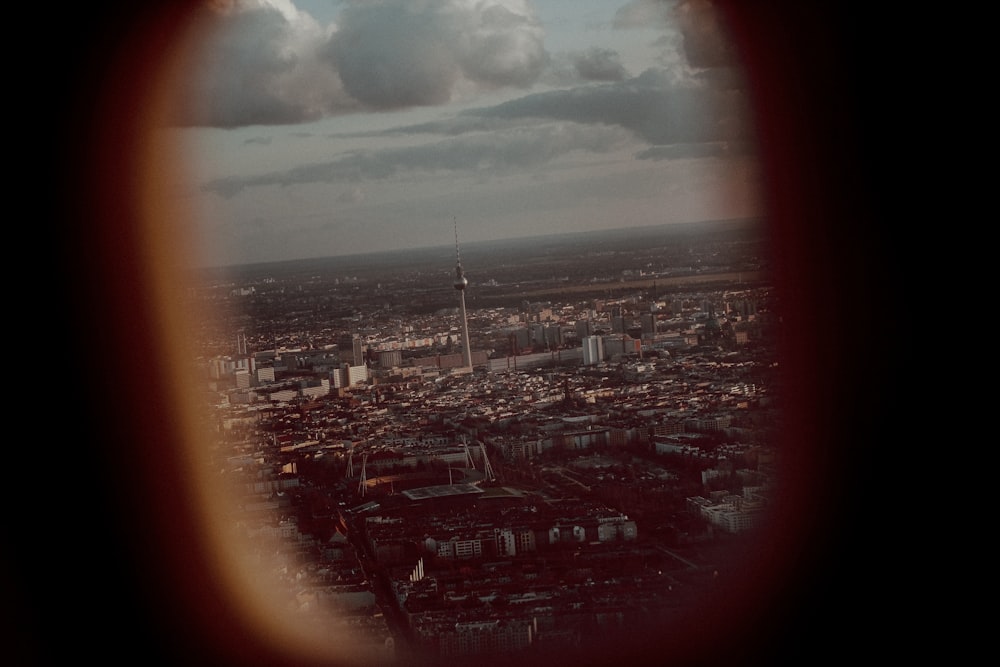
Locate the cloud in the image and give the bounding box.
[202,122,631,197]
[463,68,752,146]
[613,0,673,30]
[330,59,751,148]
[673,0,739,68]
[328,0,546,109]
[173,0,357,127]
[614,0,739,71]
[572,47,628,82]
[201,55,756,199]
[329,114,529,139]
[336,185,365,204]
[174,0,547,127]
[634,141,753,160]
[171,1,742,130]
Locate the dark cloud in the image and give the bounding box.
[175,0,547,127]
[463,68,752,146]
[327,2,462,108]
[329,115,529,139]
[572,47,628,81]
[171,1,742,130]
[634,141,752,160]
[172,2,356,127]
[341,62,752,149]
[328,0,546,109]
[202,55,756,199]
[202,122,629,197]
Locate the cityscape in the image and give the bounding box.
[31,3,897,665]
[188,217,785,665]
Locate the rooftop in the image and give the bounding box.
[401,483,484,501]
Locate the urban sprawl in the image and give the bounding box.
[191,223,782,664]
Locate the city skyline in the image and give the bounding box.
[192,223,782,665]
[160,0,762,268]
[33,2,891,663]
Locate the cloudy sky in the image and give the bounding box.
[164,0,762,268]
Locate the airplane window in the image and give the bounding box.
[50,2,883,666]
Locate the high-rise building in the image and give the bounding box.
[512,327,530,353]
[544,324,562,348]
[582,335,604,365]
[353,336,365,367]
[611,306,626,334]
[331,362,369,389]
[338,333,366,367]
[603,334,641,359]
[530,323,546,348]
[640,313,656,337]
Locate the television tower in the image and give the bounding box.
[453,218,473,370]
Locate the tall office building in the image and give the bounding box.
[511,327,531,353]
[338,333,365,367]
[530,323,546,348]
[641,313,656,337]
[582,335,604,365]
[611,306,626,334]
[544,324,562,348]
[353,335,365,367]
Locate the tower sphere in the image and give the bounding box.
[453,265,468,290]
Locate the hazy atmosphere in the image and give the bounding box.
[165,0,762,268]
